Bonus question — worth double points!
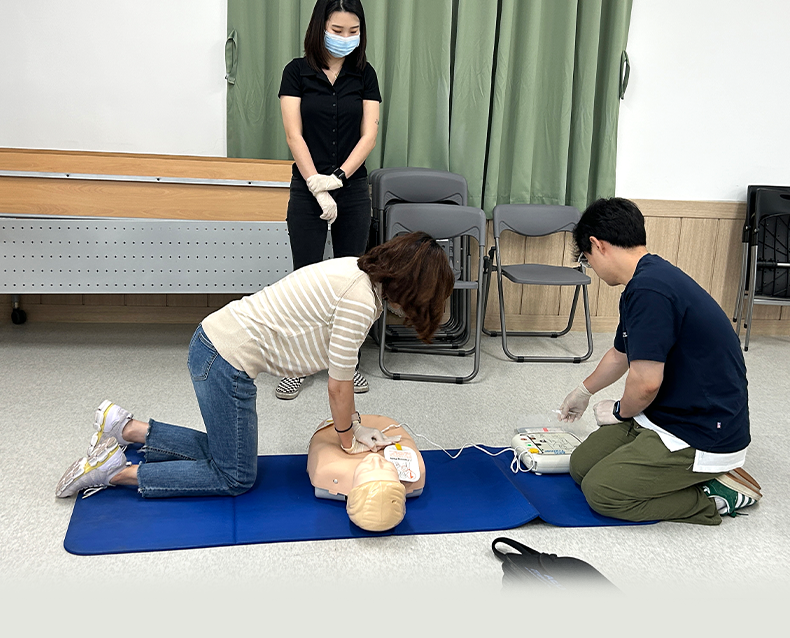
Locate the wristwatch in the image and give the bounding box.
[613,400,628,422]
[332,167,348,187]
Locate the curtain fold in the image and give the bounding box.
[363,0,453,170]
[226,0,632,215]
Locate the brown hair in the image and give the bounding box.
[304,0,368,72]
[358,232,455,342]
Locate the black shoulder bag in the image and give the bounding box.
[492,537,618,593]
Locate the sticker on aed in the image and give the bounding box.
[383,444,420,482]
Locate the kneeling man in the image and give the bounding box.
[560,197,761,524]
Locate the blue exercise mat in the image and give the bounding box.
[64,447,648,556]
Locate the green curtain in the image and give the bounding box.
[226,0,632,214]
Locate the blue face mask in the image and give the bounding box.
[324,31,360,58]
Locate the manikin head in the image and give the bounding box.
[345,454,406,532]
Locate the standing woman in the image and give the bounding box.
[277,0,381,400]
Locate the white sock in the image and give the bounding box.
[711,495,728,514]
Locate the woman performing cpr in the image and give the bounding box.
[56,232,454,500]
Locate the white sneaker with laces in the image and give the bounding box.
[88,400,133,454]
[56,437,128,499]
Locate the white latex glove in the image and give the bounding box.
[306,173,343,196]
[340,436,370,455]
[351,422,401,452]
[558,383,593,422]
[593,399,620,426]
[314,190,337,225]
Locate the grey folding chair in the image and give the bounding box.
[379,203,487,383]
[369,168,470,347]
[483,204,593,363]
[733,185,790,335]
[739,188,790,351]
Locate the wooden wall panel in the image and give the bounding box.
[518,233,565,320]
[558,232,593,324]
[676,218,719,291]
[83,294,124,306]
[710,218,745,315]
[0,148,292,182]
[0,177,290,222]
[124,294,167,307]
[483,230,526,321]
[0,147,292,222]
[41,294,83,305]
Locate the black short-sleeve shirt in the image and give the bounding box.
[614,254,750,453]
[279,57,381,180]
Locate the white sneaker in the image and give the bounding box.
[56,437,128,499]
[88,400,133,454]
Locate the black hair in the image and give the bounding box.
[304,0,368,72]
[573,197,647,256]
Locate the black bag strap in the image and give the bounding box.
[492,536,540,561]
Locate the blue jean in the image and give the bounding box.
[136,325,258,498]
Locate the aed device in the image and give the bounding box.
[511,427,582,474]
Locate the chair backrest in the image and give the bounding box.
[385,203,486,244]
[747,185,790,240]
[492,204,581,239]
[754,189,790,298]
[371,168,467,210]
[755,188,790,222]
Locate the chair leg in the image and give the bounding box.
[502,285,580,338]
[379,302,392,377]
[733,242,749,324]
[553,286,581,338]
[379,265,485,384]
[481,248,498,337]
[579,285,593,363]
[744,245,758,351]
[499,279,593,363]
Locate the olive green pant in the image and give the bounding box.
[569,421,722,525]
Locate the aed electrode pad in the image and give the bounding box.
[383,444,421,482]
[511,428,582,474]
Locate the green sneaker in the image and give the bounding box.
[702,469,762,517]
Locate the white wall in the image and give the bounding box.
[1,0,788,200]
[0,0,227,157]
[616,0,790,201]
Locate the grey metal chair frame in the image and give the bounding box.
[737,188,790,351]
[379,203,488,383]
[483,204,593,363]
[369,168,470,347]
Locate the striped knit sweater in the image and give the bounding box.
[201,257,381,381]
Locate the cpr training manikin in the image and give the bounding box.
[307,415,426,532]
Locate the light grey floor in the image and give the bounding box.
[1,321,789,629]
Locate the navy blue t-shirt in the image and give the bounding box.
[613,254,749,453]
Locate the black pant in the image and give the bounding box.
[286,176,372,271]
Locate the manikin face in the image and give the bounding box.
[325,11,360,40]
[352,453,400,488]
